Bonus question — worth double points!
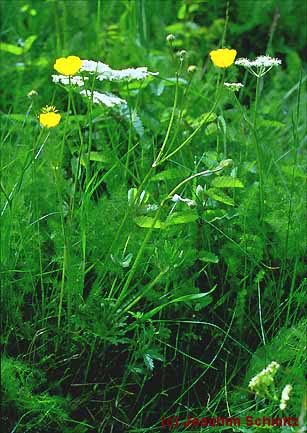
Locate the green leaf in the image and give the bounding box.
[195,295,213,311]
[259,119,285,129]
[212,176,244,188]
[80,151,112,166]
[162,77,188,86]
[149,168,189,182]
[187,112,217,128]
[165,211,198,226]
[3,114,32,122]
[206,188,235,206]
[199,251,219,263]
[24,35,37,52]
[177,3,187,19]
[134,216,164,229]
[0,35,37,55]
[205,123,218,136]
[141,286,216,321]
[0,42,23,55]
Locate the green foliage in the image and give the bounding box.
[1,0,306,431]
[2,357,70,432]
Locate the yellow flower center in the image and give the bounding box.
[39,106,61,128]
[209,48,237,68]
[53,55,82,76]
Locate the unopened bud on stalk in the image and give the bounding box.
[27,89,38,98]
[218,159,233,169]
[166,34,175,43]
[178,50,187,62]
[188,65,197,73]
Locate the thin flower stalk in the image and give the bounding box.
[157,70,225,166]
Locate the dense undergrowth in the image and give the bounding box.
[1,1,306,432]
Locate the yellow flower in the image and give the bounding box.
[39,106,61,128]
[53,55,82,76]
[209,48,237,68]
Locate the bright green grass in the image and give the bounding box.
[1,1,306,432]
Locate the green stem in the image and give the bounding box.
[158,70,225,165]
[254,75,265,222]
[152,71,180,167]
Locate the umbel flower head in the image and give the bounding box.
[209,48,237,68]
[224,82,244,92]
[235,55,281,77]
[54,55,82,76]
[39,106,61,128]
[80,59,158,81]
[52,74,88,87]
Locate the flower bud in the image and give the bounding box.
[219,159,233,168]
[27,89,38,98]
[188,65,197,73]
[166,34,175,43]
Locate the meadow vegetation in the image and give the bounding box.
[1,1,306,432]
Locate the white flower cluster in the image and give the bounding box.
[280,384,292,410]
[52,75,88,86]
[52,58,158,137]
[81,59,159,82]
[224,82,244,91]
[235,56,281,68]
[235,55,281,77]
[80,90,127,108]
[248,361,280,396]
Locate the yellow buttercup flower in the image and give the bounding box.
[209,48,237,68]
[39,106,61,128]
[53,55,82,76]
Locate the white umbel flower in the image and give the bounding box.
[80,59,111,74]
[97,66,158,82]
[80,90,127,108]
[52,74,88,86]
[235,55,281,77]
[280,384,292,410]
[235,56,281,68]
[81,59,158,82]
[224,82,244,91]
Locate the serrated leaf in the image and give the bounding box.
[134,216,164,229]
[212,176,244,188]
[199,251,219,263]
[206,188,235,206]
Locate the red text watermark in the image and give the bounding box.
[161,415,299,429]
